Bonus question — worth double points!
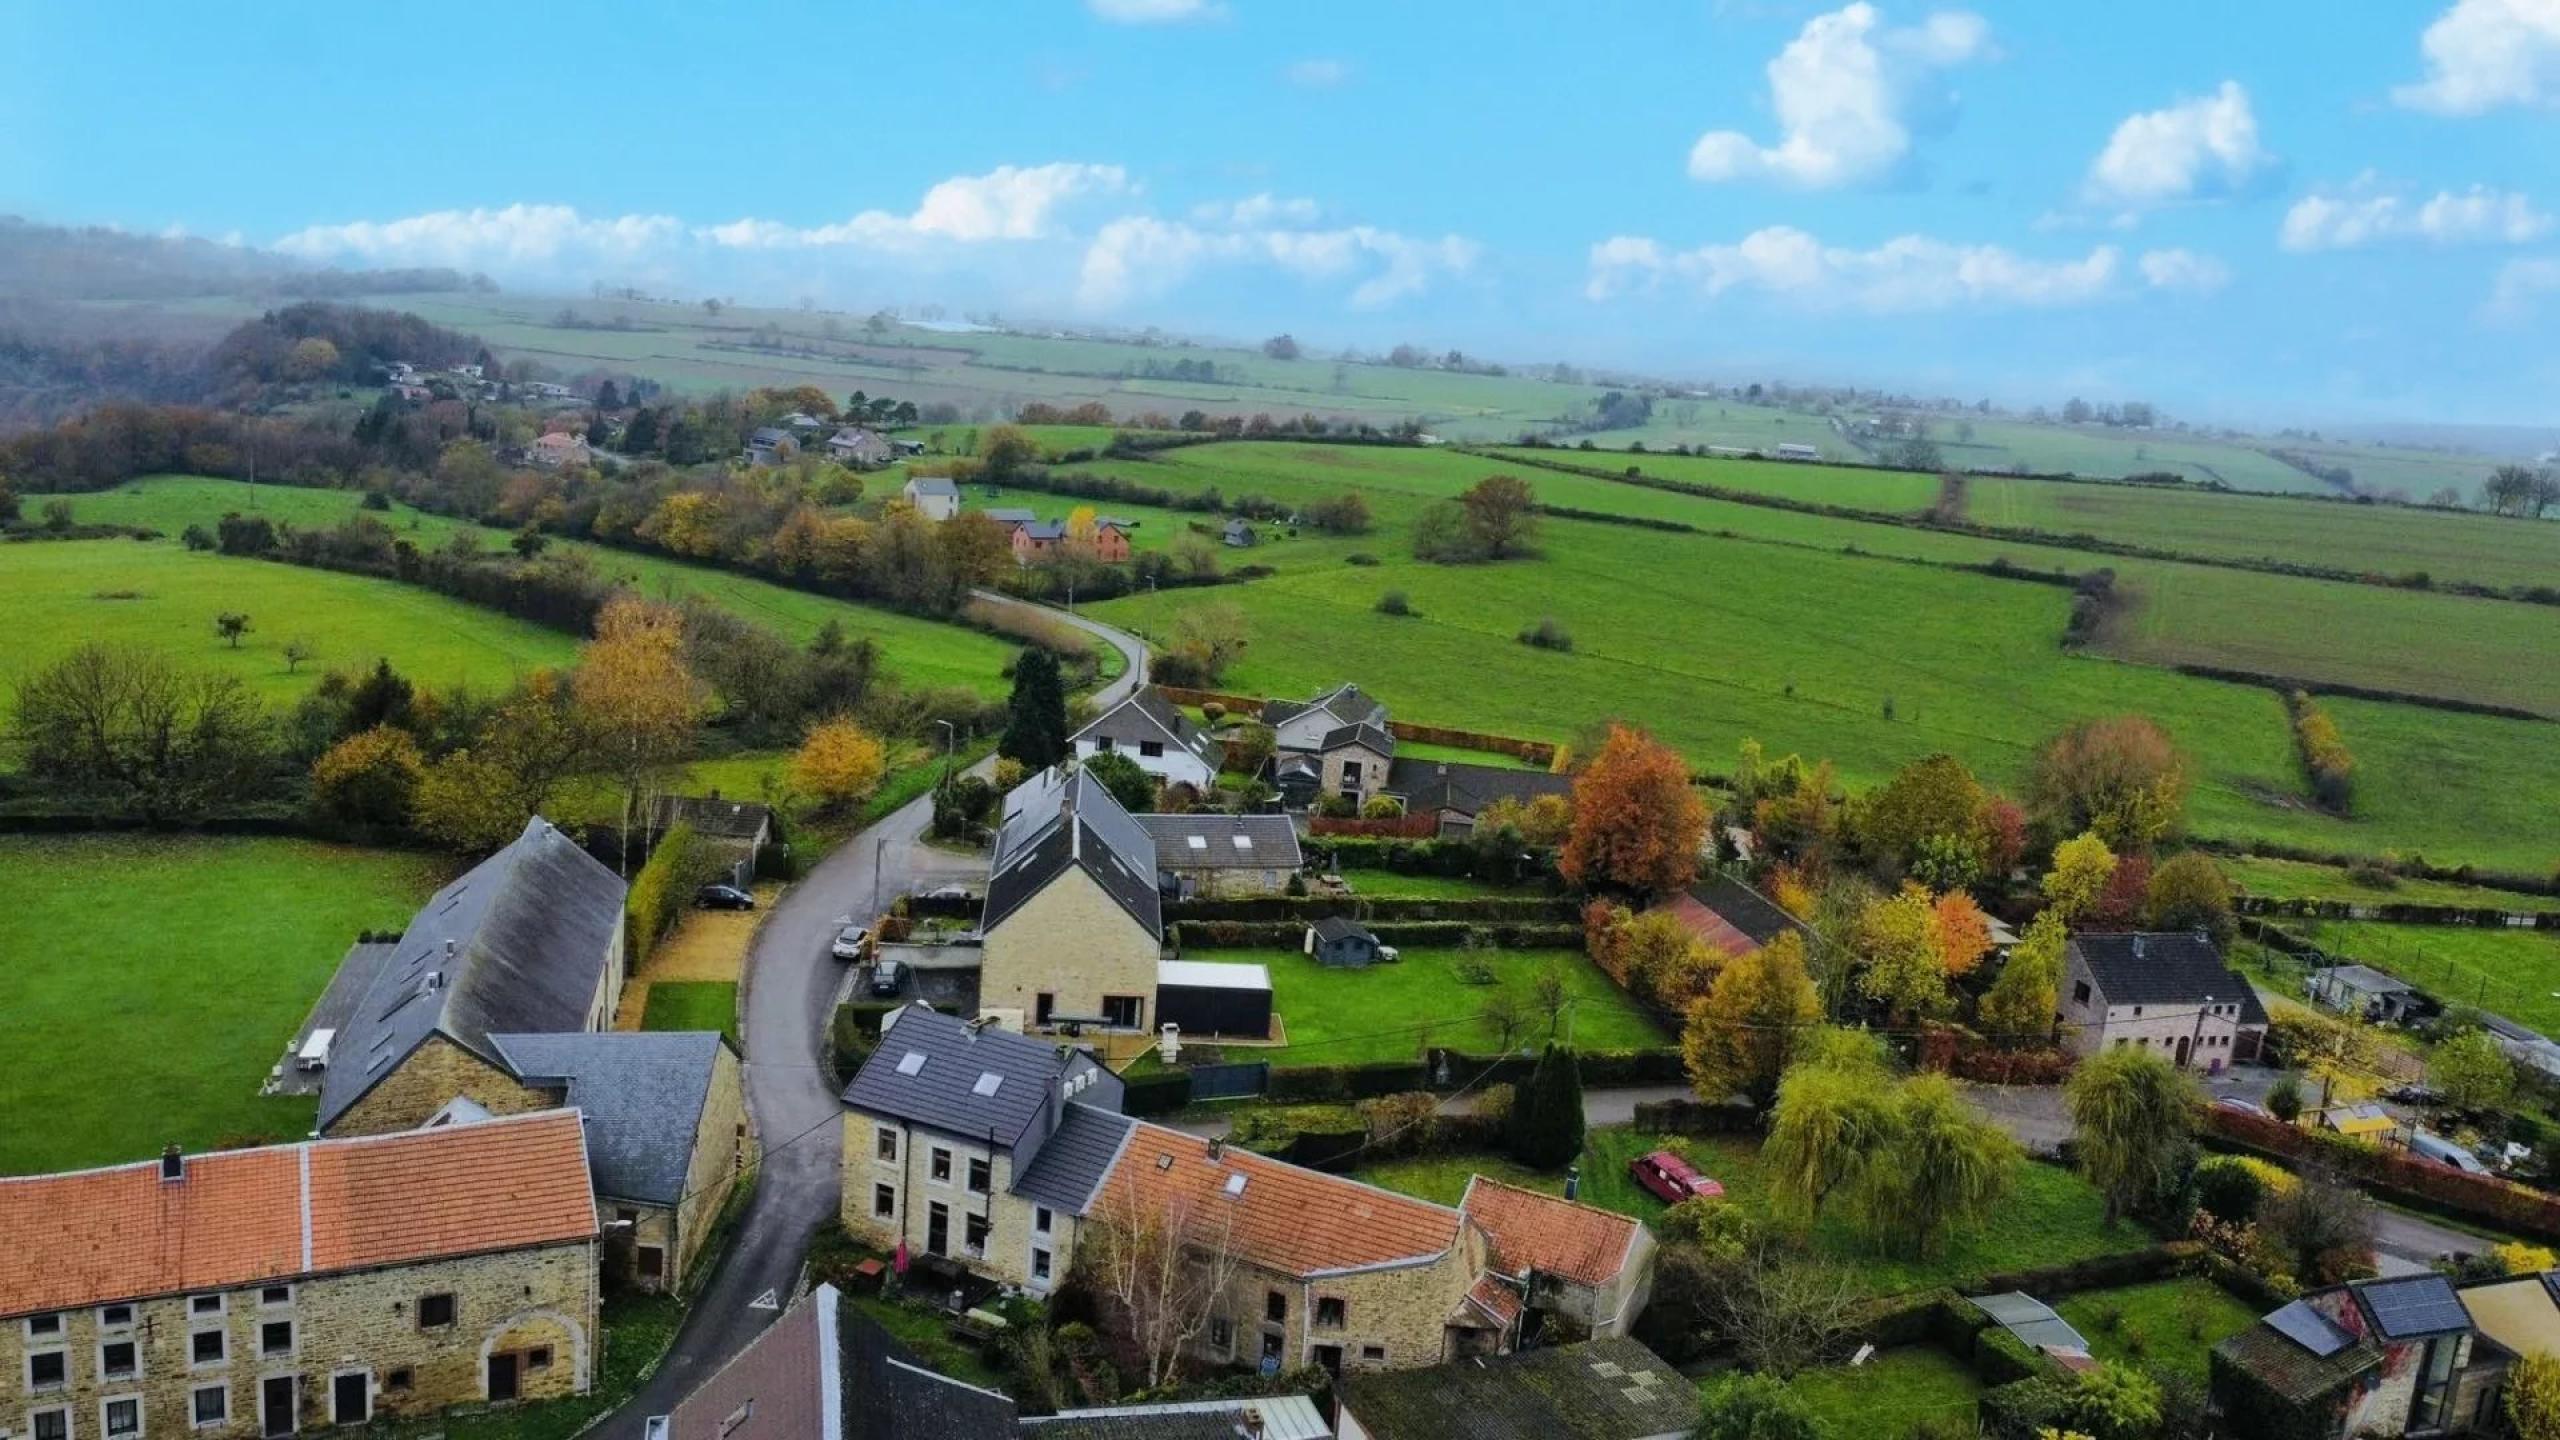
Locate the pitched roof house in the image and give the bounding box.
[829,426,895,468]
[980,767,1165,1032]
[1381,759,1574,838]
[1073,686,1221,790]
[1457,1177,1657,1339]
[2214,1274,2510,1439]
[1654,873,1812,963]
[318,817,628,1136]
[1334,1337,1696,1440]
[1263,683,1389,755]
[746,427,799,466]
[1138,812,1302,897]
[903,474,962,520]
[2061,932,2269,1068]
[528,430,590,468]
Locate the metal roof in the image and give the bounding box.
[1971,1291,2093,1354]
[1157,960,1272,992]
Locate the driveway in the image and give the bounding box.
[604,596,1145,1433]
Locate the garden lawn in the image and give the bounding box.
[1770,1346,1986,1434]
[1356,1128,2150,1297]
[1336,868,1531,900]
[1187,946,1663,1064]
[1,538,577,705]
[0,834,449,1175]
[2223,855,2560,914]
[2055,1278,2260,1384]
[1392,740,1547,771]
[642,982,741,1049]
[2297,921,2560,1035]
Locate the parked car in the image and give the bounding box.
[696,883,755,910]
[924,883,975,901]
[830,925,873,962]
[2408,1129,2490,1174]
[2387,1082,2446,1107]
[1629,1149,1722,1205]
[869,958,905,997]
[2211,1096,2273,1120]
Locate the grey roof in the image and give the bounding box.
[843,1005,1076,1147]
[1138,813,1302,870]
[1262,682,1387,730]
[1337,1338,1696,1440]
[1076,687,1219,769]
[749,426,794,447]
[983,507,1037,526]
[1020,1397,1330,1440]
[1010,1101,1135,1216]
[831,426,890,450]
[318,817,627,1130]
[2072,933,2264,1019]
[1318,721,1396,757]
[1312,915,1373,944]
[650,793,774,842]
[906,475,960,498]
[841,1301,1020,1440]
[1384,757,1572,818]
[1688,873,1811,948]
[2316,963,2415,995]
[984,768,1162,939]
[489,1031,728,1206]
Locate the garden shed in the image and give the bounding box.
[1154,959,1273,1040]
[1307,915,1387,967]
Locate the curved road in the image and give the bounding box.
[610,598,1147,1432]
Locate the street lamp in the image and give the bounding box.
[936,719,957,788]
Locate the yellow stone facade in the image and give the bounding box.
[839,1112,1081,1295]
[979,869,1159,1032]
[1194,1227,1487,1376]
[324,1037,555,1139]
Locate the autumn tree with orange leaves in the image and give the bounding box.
[573,595,707,870]
[1561,723,1707,897]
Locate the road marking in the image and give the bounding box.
[748,1288,781,1311]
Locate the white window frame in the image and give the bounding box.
[96,1304,134,1332]
[327,1368,372,1427]
[97,1394,143,1440]
[26,1345,70,1392]
[25,1312,64,1341]
[96,1334,141,1383]
[28,1403,72,1440]
[1030,1245,1053,1286]
[188,1324,228,1371]
[190,1383,229,1431]
[257,1316,295,1361]
[188,1294,224,1319]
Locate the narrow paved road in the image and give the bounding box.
[608,597,1146,1434]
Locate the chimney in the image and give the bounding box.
[1239,1407,1265,1439]
[1207,1137,1225,1163]
[1564,1164,1580,1201]
[160,1145,184,1183]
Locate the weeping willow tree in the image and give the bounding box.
[1765,1028,2018,1256]
[2066,1044,2197,1224]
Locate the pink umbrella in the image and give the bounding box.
[892,1239,910,1276]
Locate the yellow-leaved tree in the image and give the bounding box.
[2511,1351,2560,1440]
[1856,883,1950,1021]
[792,716,889,812]
[1682,930,1822,1107]
[2042,830,2117,922]
[572,596,706,871]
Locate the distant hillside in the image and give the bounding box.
[0,215,486,303]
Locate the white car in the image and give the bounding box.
[830,925,873,962]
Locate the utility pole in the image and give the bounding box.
[2186,994,2213,1073]
[936,719,957,789]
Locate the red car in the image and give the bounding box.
[1629,1149,1723,1205]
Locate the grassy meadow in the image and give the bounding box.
[2296,921,2560,1034]
[1183,946,1664,1063]
[2223,855,2560,913]
[0,834,449,1174]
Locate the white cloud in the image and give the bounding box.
[1079,209,1477,310]
[1191,194,1323,227]
[1686,3,1994,188]
[2394,0,2560,115]
[1586,225,2121,312]
[1087,0,1222,22]
[1285,57,1352,88]
[2137,248,2231,293]
[2083,81,2272,212]
[2279,175,2554,250]
[703,163,1130,249]
[2483,256,2560,321]
[275,204,685,268]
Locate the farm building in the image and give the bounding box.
[1138,811,1302,897]
[827,426,894,467]
[1072,685,1220,791]
[1655,872,1812,962]
[1154,959,1274,1040]
[647,793,776,886]
[1222,517,1260,547]
[745,427,799,466]
[1381,758,1575,839]
[2307,963,2419,1023]
[1308,915,1389,968]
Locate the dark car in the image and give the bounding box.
[1629,1149,1722,1205]
[696,883,756,911]
[869,958,905,997]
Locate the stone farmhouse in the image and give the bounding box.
[2059,932,2269,1069]
[978,767,1166,1034]
[1138,812,1302,898]
[0,1111,600,1438]
[1456,1176,1657,1341]
[1264,684,1567,825]
[1071,686,1222,792]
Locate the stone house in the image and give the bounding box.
[0,1111,599,1438]
[1138,813,1302,898]
[745,427,799,466]
[1318,724,1396,805]
[2214,1273,2509,1438]
[527,431,590,469]
[1071,686,1221,792]
[2060,932,2269,1069]
[839,1005,1129,1296]
[829,426,895,469]
[903,474,962,521]
[979,768,1165,1034]
[1457,1177,1657,1341]
[317,816,628,1138]
[1262,683,1390,758]
[1380,759,1574,839]
[1335,1338,1695,1440]
[483,1032,750,1292]
[647,793,777,888]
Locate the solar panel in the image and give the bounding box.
[2267,1300,2353,1357]
[2362,1276,2471,1339]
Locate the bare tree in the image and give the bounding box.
[1715,1257,1861,1376]
[1079,1172,1251,1390]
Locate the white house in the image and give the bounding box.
[2059,932,2268,1071]
[1070,686,1219,790]
[902,474,961,521]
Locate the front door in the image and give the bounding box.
[331,1373,369,1426]
[2174,1035,2191,1067]
[1313,1344,1343,1377]
[488,1352,520,1404]
[927,1201,950,1256]
[260,1376,296,1438]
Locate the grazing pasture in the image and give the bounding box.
[2297,921,2560,1035]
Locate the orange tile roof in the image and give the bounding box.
[0,1110,596,1319]
[1096,1122,1461,1277]
[1656,894,1760,960]
[1463,1273,1524,1330]
[1459,1176,1640,1288]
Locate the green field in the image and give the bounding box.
[1334,868,1525,900]
[2224,856,2560,914]
[2054,1277,2261,1384]
[1489,446,1944,513]
[1181,946,1663,1063]
[1357,1128,2148,1297]
[2297,921,2560,1034]
[1772,1346,1986,1434]
[1,538,578,704]
[642,981,740,1050]
[54,475,1023,695]
[0,834,448,1174]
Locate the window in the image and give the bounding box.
[1259,1333,1283,1361]
[964,1213,990,1256]
[876,1129,898,1163]
[385,1369,414,1393]
[1210,1316,1233,1351]
[260,1320,293,1358]
[1094,735,1114,752]
[417,1292,457,1329]
[260,1285,292,1308]
[1032,1247,1052,1281]
[190,1328,226,1366]
[1035,993,1057,1026]
[31,1407,69,1440]
[101,1339,138,1380]
[1102,995,1143,1029]
[615,1208,638,1227]
[193,1384,229,1427]
[2132,1005,2144,1017]
[1138,740,1164,758]
[967,1157,991,1194]
[1035,1206,1053,1236]
[2412,1334,2460,1430]
[27,1312,63,1338]
[1265,1291,1287,1323]
[1361,1344,1386,1362]
[638,1246,666,1280]
[874,1183,897,1218]
[101,1397,140,1438]
[29,1349,68,1389]
[930,1147,953,1183]
[527,1347,553,1373]
[98,1304,134,1330]
[1315,1297,1347,1329]
[2071,981,2091,1006]
[189,1295,222,1317]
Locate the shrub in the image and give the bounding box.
[2287,690,2357,813]
[309,725,425,827]
[1360,795,1405,820]
[1345,552,1380,566]
[1516,615,1574,651]
[1376,589,1413,616]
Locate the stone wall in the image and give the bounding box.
[1194,1227,1485,1375]
[980,869,1159,1031]
[839,1112,1083,1296]
[326,1037,555,1137]
[673,1043,754,1284]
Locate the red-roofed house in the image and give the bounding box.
[1458,1176,1657,1339]
[0,1110,600,1436]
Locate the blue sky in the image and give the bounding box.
[5,0,2557,424]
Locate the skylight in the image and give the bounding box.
[1186,835,1208,851]
[1224,1173,1248,1197]
[1230,835,1253,851]
[972,1072,1003,1097]
[895,1052,927,1076]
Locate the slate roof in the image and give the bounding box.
[0,1111,596,1320]
[1138,813,1302,870]
[489,1031,729,1206]
[1311,915,1374,944]
[1460,1176,1642,1288]
[1336,1338,1696,1440]
[670,1284,1020,1440]
[318,816,627,1130]
[1021,519,1069,542]
[2071,933,2265,1019]
[984,767,1163,939]
[1096,1121,1462,1278]
[749,426,794,448]
[1262,682,1387,730]
[650,793,774,842]
[1011,1102,1138,1216]
[2217,1319,2383,1404]
[984,507,1038,527]
[1020,1397,1330,1440]
[1686,873,1811,949]
[844,1004,1076,1147]
[1383,757,1573,819]
[906,475,960,498]
[844,1302,1020,1440]
[1077,686,1220,770]
[1317,721,1396,757]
